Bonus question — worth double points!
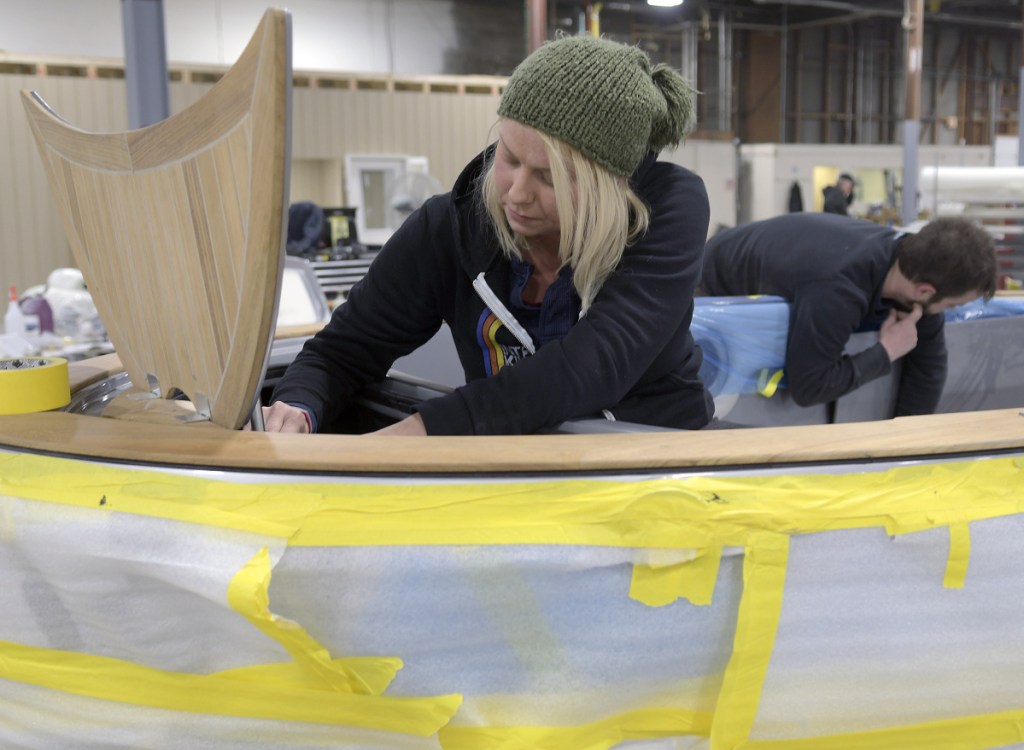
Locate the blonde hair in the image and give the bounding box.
[481,124,650,313]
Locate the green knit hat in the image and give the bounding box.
[497,34,697,177]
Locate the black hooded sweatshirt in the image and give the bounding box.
[272,147,714,435]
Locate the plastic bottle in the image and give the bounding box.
[4,285,27,336]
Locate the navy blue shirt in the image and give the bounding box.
[508,258,579,348]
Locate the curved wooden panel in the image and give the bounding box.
[19,8,292,429]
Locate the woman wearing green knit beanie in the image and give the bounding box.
[266,34,714,437]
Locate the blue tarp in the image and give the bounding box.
[692,295,1024,397]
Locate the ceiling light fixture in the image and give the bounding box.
[647,0,684,6]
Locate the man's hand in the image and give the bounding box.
[369,413,427,436]
[879,303,923,361]
[260,402,311,433]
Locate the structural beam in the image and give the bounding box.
[1019,3,1024,165]
[121,0,170,129]
[902,0,924,225]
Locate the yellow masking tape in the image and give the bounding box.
[0,453,296,540]
[227,547,401,696]
[0,638,461,735]
[215,658,405,692]
[438,706,714,750]
[710,532,790,750]
[745,706,1024,749]
[2,453,1023,550]
[0,357,70,414]
[943,523,971,589]
[1,457,1022,747]
[757,367,785,398]
[630,546,723,607]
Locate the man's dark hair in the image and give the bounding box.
[896,217,998,300]
[838,173,854,184]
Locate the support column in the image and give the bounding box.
[585,3,602,37]
[719,11,731,134]
[779,5,788,143]
[1018,4,1024,165]
[526,0,547,55]
[901,0,924,226]
[121,0,170,129]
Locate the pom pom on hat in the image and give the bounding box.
[498,34,697,176]
[649,64,696,153]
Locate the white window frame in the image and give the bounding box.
[344,154,429,247]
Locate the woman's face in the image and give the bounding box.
[493,120,561,247]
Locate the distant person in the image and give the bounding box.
[286,201,326,255]
[822,173,855,215]
[700,213,997,416]
[787,181,804,213]
[262,34,713,435]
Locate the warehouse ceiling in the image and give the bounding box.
[565,0,1024,30]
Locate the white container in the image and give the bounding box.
[4,285,26,336]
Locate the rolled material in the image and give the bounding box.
[921,166,1024,196]
[0,357,70,414]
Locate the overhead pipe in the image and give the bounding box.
[603,1,1019,30]
[748,0,1022,30]
[778,12,873,32]
[750,0,897,13]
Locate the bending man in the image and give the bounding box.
[700,213,997,416]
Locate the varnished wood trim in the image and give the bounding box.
[1,408,1021,475]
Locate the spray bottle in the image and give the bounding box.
[4,285,27,336]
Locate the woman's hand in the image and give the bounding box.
[260,401,311,433]
[369,413,427,436]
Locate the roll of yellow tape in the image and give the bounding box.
[0,357,71,414]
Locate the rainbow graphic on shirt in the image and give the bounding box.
[477,310,506,377]
[476,309,531,377]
